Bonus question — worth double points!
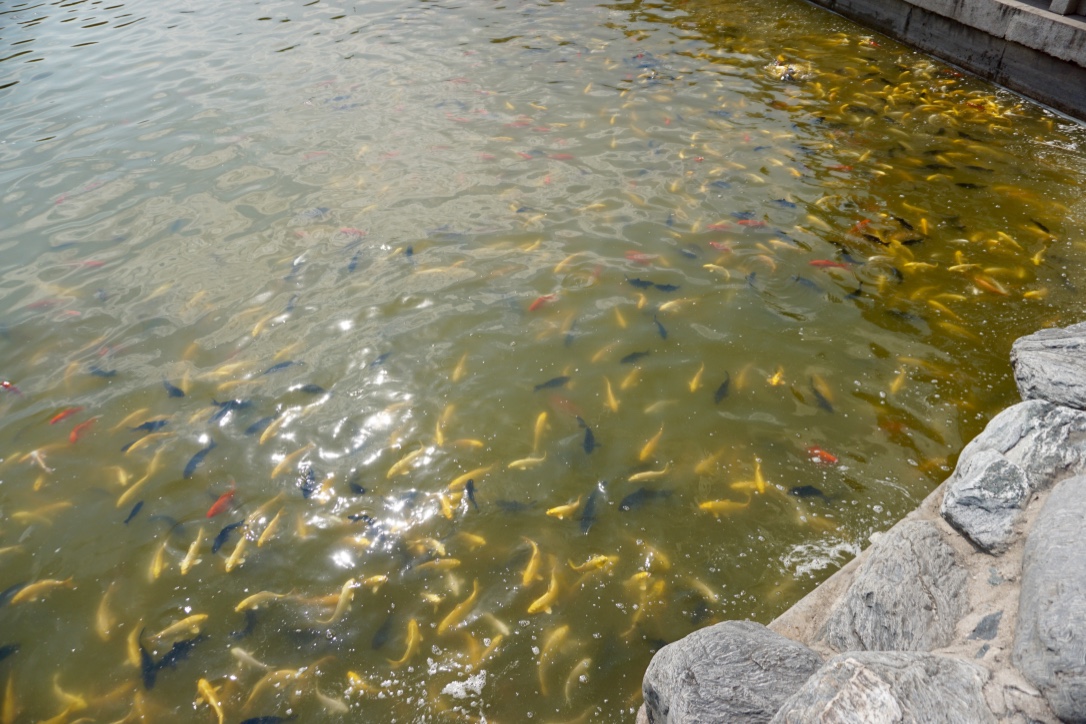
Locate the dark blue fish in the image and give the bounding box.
[576,417,597,455]
[167,219,189,234]
[372,613,395,650]
[132,420,168,433]
[183,440,216,479]
[619,487,672,511]
[791,275,821,291]
[753,145,771,151]
[298,465,319,499]
[626,277,654,289]
[620,351,649,365]
[533,376,570,392]
[404,245,414,257]
[653,283,679,292]
[210,399,251,422]
[139,631,157,689]
[708,180,731,189]
[770,198,798,209]
[0,644,18,663]
[679,245,700,259]
[746,272,757,288]
[348,512,375,525]
[124,500,144,524]
[230,609,259,640]
[163,379,185,398]
[465,479,478,511]
[348,481,367,495]
[285,294,299,312]
[262,361,300,375]
[732,211,756,220]
[156,634,206,671]
[789,485,827,499]
[245,415,278,436]
[212,520,245,554]
[714,372,731,404]
[347,251,362,272]
[240,716,297,724]
[846,284,864,300]
[295,383,326,395]
[580,489,599,535]
[89,365,117,378]
[653,315,667,340]
[840,250,865,265]
[370,352,391,367]
[0,583,24,608]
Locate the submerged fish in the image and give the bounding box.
[534,376,571,392]
[123,500,144,524]
[620,351,650,365]
[184,440,217,479]
[619,487,672,511]
[132,419,169,433]
[212,521,245,555]
[580,489,599,535]
[714,373,731,404]
[163,379,185,398]
[789,485,827,499]
[576,417,597,455]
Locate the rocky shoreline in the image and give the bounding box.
[637,321,1086,723]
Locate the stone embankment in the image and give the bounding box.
[638,321,1086,723]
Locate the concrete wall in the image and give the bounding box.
[802,0,1086,120]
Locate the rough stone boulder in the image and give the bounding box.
[769,651,995,724]
[941,399,1086,553]
[642,620,823,723]
[1014,475,1086,721]
[816,519,966,653]
[1011,321,1086,410]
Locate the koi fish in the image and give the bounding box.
[0,381,21,395]
[69,417,98,443]
[619,487,672,511]
[809,375,834,412]
[626,277,654,289]
[580,489,598,535]
[438,579,479,635]
[206,485,236,518]
[575,417,596,454]
[809,260,848,269]
[806,446,838,465]
[388,619,421,668]
[620,351,649,364]
[529,294,557,311]
[49,407,83,425]
[698,498,750,517]
[124,501,144,525]
[714,373,731,403]
[10,577,74,604]
[528,561,560,614]
[211,521,244,555]
[184,440,217,479]
[625,251,656,264]
[534,376,570,392]
[653,315,667,340]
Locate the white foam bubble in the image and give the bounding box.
[441,670,487,699]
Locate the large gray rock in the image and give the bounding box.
[1013,475,1086,722]
[941,400,1086,553]
[816,520,967,653]
[1011,322,1086,411]
[770,651,995,724]
[940,448,1030,554]
[642,620,823,723]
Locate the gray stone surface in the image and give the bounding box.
[816,520,967,653]
[1013,475,1086,721]
[1011,322,1086,411]
[957,398,1086,480]
[769,652,996,724]
[642,620,823,724]
[940,448,1030,554]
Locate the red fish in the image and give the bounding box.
[478,153,497,160]
[809,260,848,269]
[828,164,853,172]
[709,241,732,251]
[849,218,871,234]
[528,294,557,312]
[49,407,84,425]
[625,251,656,265]
[806,446,838,465]
[736,220,766,228]
[548,393,583,419]
[548,153,574,161]
[516,152,534,160]
[69,417,98,444]
[1,381,21,395]
[339,228,367,237]
[206,485,236,518]
[707,223,731,231]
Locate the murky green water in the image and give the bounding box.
[1,0,1085,720]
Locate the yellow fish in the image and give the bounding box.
[639,425,664,462]
[388,619,421,668]
[528,560,561,614]
[10,577,74,605]
[546,497,582,520]
[698,498,751,517]
[438,579,479,635]
[522,538,544,586]
[386,445,425,479]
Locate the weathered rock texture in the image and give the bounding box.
[642,620,822,723]
[816,519,967,653]
[770,652,995,724]
[941,400,1086,553]
[1011,322,1086,411]
[1013,475,1086,721]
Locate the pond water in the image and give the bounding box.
[1,0,1085,720]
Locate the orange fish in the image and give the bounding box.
[529,294,557,312]
[809,260,848,270]
[206,484,236,518]
[69,417,98,443]
[806,446,838,465]
[49,407,84,425]
[625,251,656,265]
